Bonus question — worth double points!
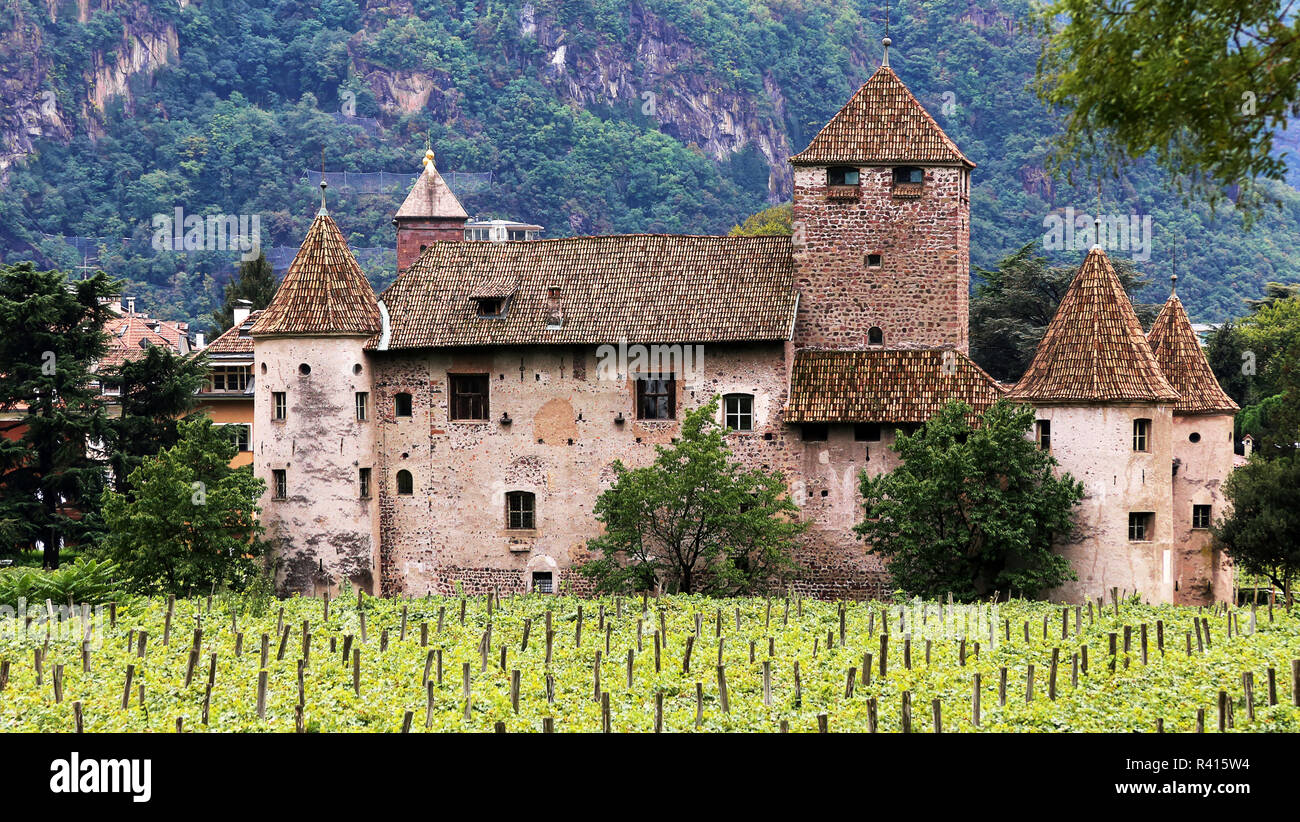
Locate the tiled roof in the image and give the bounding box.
[376,234,798,348]
[395,163,468,220]
[98,316,186,369]
[205,310,263,356]
[250,214,382,337]
[1008,247,1179,404]
[1147,291,1239,415]
[785,348,1007,423]
[790,66,973,167]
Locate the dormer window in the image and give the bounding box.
[475,297,508,317]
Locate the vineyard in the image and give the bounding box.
[1,590,1298,733]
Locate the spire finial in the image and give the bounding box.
[1171,241,1178,295]
[882,0,892,67]
[1092,179,1102,249]
[318,149,328,216]
[422,148,436,175]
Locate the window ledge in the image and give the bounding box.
[826,184,860,200]
[891,182,924,198]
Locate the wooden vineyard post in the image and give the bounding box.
[601,693,611,733]
[999,667,1008,707]
[879,634,888,679]
[867,697,878,733]
[73,701,83,733]
[901,691,912,734]
[932,698,942,734]
[817,714,828,733]
[1243,672,1255,722]
[655,693,664,733]
[1025,664,1035,703]
[1196,708,1205,733]
[257,670,268,720]
[1293,660,1300,707]
[352,649,361,697]
[763,661,772,707]
[121,665,134,710]
[543,716,554,734]
[401,711,413,734]
[511,670,520,714]
[972,673,981,728]
[717,666,730,713]
[695,682,704,729]
[1268,668,1278,706]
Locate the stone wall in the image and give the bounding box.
[790,164,970,352]
[1032,402,1176,603]
[1170,413,1235,605]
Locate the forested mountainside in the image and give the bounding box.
[1,0,1298,331]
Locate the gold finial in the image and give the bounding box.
[318,149,328,216]
[423,148,436,172]
[882,0,891,67]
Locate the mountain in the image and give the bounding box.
[2,0,1298,331]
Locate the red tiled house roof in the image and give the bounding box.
[251,213,381,337]
[785,348,1007,424]
[1008,247,1179,404]
[790,65,973,167]
[206,310,263,355]
[98,316,184,369]
[375,234,798,349]
[1147,290,1239,415]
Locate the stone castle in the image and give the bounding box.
[248,53,1237,604]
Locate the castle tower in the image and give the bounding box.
[394,149,468,275]
[251,188,383,594]
[789,40,973,351]
[1008,246,1181,603]
[1147,276,1239,605]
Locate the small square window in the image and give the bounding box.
[802,423,828,442]
[636,376,676,420]
[272,469,287,500]
[355,392,369,421]
[507,491,535,530]
[1133,418,1151,452]
[1035,419,1051,451]
[827,166,860,186]
[1128,512,1153,541]
[724,394,754,431]
[272,392,286,421]
[394,392,413,418]
[359,467,371,499]
[892,166,924,184]
[854,423,881,442]
[532,571,553,594]
[1192,504,1212,530]
[450,375,489,420]
[866,253,882,267]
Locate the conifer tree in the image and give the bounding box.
[210,252,277,335]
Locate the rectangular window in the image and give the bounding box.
[724,394,754,431]
[532,571,553,594]
[1192,504,1212,530]
[272,469,287,500]
[359,467,371,499]
[272,391,286,421]
[854,423,881,442]
[1128,512,1153,541]
[507,491,535,530]
[636,376,676,420]
[802,423,829,442]
[208,366,251,392]
[355,392,369,421]
[450,374,490,420]
[1133,418,1151,452]
[219,423,251,452]
[1036,419,1051,451]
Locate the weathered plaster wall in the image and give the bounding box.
[790,164,970,352]
[1033,403,1175,603]
[1171,413,1234,605]
[254,336,379,595]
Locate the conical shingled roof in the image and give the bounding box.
[1008,246,1179,404]
[395,161,468,220]
[1147,290,1239,415]
[249,214,382,337]
[790,65,972,167]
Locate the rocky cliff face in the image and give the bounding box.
[0,0,176,180]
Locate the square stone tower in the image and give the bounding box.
[789,52,973,352]
[394,150,469,275]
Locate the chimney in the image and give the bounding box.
[194,332,206,350]
[1242,434,1253,458]
[126,296,136,315]
[232,299,253,328]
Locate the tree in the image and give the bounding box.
[101,346,209,493]
[728,202,793,236]
[210,251,277,335]
[1034,0,1300,217]
[856,400,1084,601]
[0,262,119,567]
[580,397,805,595]
[971,243,1158,382]
[1214,452,1300,609]
[1204,320,1253,408]
[99,417,269,596]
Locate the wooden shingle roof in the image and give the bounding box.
[375,234,798,349]
[790,66,972,167]
[785,348,1007,424]
[1147,291,1239,415]
[250,214,382,337]
[1008,247,1179,404]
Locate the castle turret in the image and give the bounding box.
[394,149,468,275]
[1008,246,1180,603]
[1147,276,1239,604]
[789,39,973,351]
[251,188,383,594]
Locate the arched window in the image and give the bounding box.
[506,491,535,530]
[868,326,884,345]
[394,392,413,417]
[396,470,413,496]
